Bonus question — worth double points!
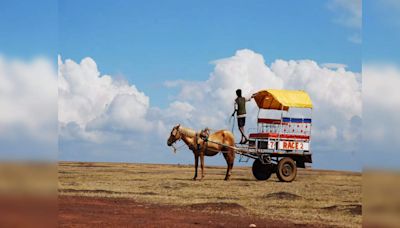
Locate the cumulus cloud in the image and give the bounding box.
[58,56,173,162]
[321,63,348,69]
[0,56,57,159]
[272,58,361,119]
[168,49,361,135]
[164,49,284,129]
[363,64,400,168]
[58,56,154,142]
[59,50,362,170]
[167,49,361,158]
[363,64,400,116]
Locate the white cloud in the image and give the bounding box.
[314,126,338,141]
[165,49,284,128]
[363,63,400,168]
[363,64,400,141]
[328,0,362,29]
[58,56,175,163]
[0,56,57,159]
[58,56,154,142]
[164,101,195,119]
[59,50,362,170]
[271,59,361,120]
[167,50,361,155]
[321,63,348,69]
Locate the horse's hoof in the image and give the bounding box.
[192,178,197,181]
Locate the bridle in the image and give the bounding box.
[169,126,184,153]
[169,125,201,154]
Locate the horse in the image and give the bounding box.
[167,124,236,181]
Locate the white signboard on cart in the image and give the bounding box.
[278,141,309,151]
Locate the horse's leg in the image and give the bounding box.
[193,153,199,180]
[223,150,235,181]
[199,152,205,180]
[227,150,235,180]
[222,152,230,180]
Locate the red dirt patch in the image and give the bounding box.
[59,195,323,227]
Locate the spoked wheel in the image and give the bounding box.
[276,157,297,182]
[252,159,274,180]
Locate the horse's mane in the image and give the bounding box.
[178,126,196,137]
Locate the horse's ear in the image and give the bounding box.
[176,124,180,128]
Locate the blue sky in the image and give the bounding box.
[364,0,400,62]
[8,0,400,172]
[58,0,361,108]
[0,0,57,59]
[1,0,398,171]
[1,0,373,171]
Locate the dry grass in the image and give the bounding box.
[58,162,361,227]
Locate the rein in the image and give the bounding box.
[170,142,186,153]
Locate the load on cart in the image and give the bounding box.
[238,89,313,182]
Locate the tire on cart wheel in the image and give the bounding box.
[276,157,297,182]
[252,159,273,180]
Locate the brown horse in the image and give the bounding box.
[167,124,236,180]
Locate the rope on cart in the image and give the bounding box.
[229,114,235,135]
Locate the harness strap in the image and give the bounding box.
[195,132,200,152]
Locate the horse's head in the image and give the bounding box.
[167,124,181,146]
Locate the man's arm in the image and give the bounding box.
[231,102,238,117]
[246,94,256,102]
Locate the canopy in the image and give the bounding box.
[253,89,313,110]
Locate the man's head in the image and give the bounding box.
[236,89,242,97]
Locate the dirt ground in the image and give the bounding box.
[59,195,320,227]
[58,162,362,227]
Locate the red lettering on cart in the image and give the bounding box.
[279,141,307,150]
[269,141,275,149]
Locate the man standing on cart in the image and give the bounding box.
[231,89,254,144]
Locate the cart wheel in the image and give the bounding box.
[276,157,297,182]
[252,159,273,180]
